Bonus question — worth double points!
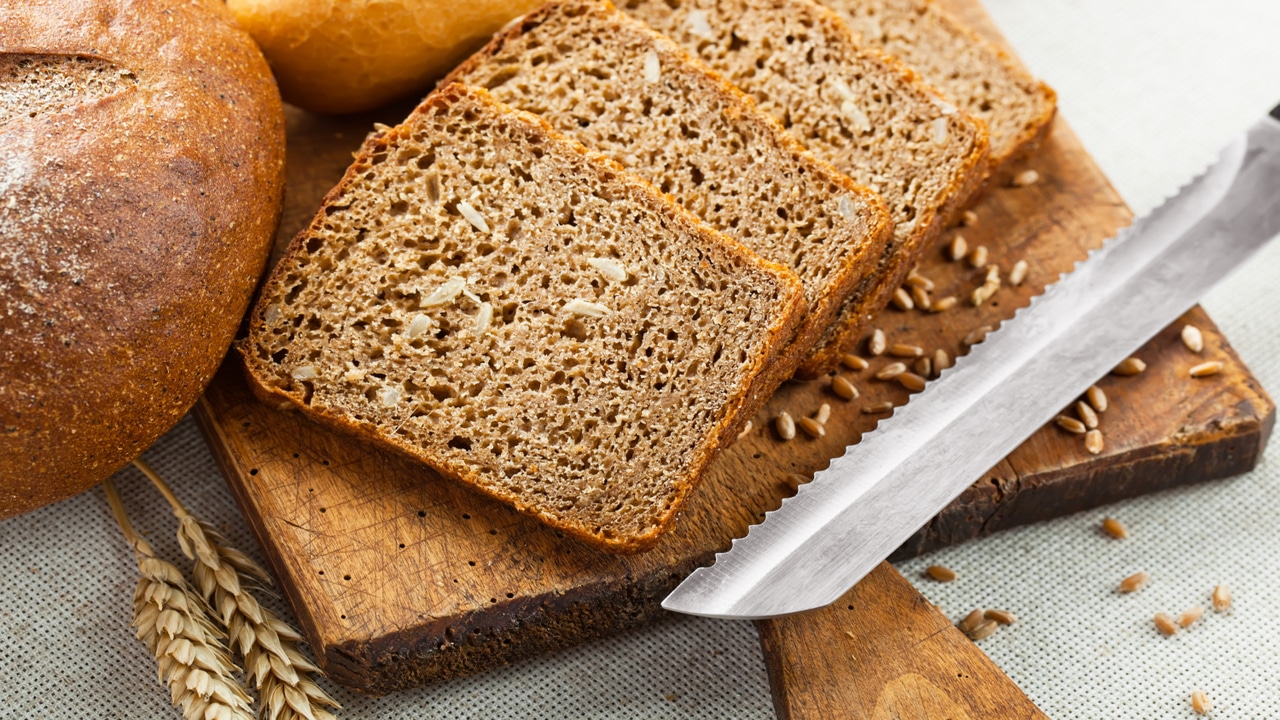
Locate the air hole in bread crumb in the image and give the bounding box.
[448,436,473,451]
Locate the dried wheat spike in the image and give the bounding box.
[104,479,255,720]
[135,461,340,720]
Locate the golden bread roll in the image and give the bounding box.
[226,0,547,114]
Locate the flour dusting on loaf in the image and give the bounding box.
[241,84,805,552]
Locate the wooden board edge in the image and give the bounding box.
[756,563,1048,719]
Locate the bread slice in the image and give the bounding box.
[818,0,1056,175]
[444,0,892,380]
[239,83,806,553]
[621,0,989,377]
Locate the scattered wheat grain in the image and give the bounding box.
[914,356,932,378]
[930,296,958,312]
[926,565,957,582]
[1086,385,1108,413]
[968,619,998,640]
[984,609,1016,625]
[798,416,825,438]
[957,609,985,633]
[1182,324,1204,353]
[1077,401,1099,429]
[815,403,831,424]
[875,362,907,380]
[863,401,894,414]
[1113,357,1146,376]
[961,210,979,227]
[1212,585,1231,612]
[1085,429,1104,455]
[934,349,952,375]
[1178,606,1204,628]
[911,285,932,310]
[1191,690,1211,716]
[775,412,796,441]
[889,343,924,358]
[1056,415,1087,434]
[840,353,869,371]
[869,329,887,356]
[892,287,914,311]
[968,245,989,269]
[1154,612,1179,636]
[963,325,992,346]
[1190,361,1223,378]
[1102,517,1128,539]
[948,235,968,262]
[831,376,858,401]
[1119,572,1150,593]
[737,420,753,440]
[1011,169,1040,187]
[898,372,926,392]
[1008,259,1029,287]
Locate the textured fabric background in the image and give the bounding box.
[4,0,1280,717]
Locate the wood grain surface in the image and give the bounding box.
[194,0,1273,696]
[757,562,1048,720]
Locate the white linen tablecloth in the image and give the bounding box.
[4,0,1280,717]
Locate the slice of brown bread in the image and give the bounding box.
[443,0,892,380]
[622,0,989,377]
[819,0,1056,175]
[239,83,806,553]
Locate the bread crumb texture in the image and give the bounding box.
[243,85,803,551]
[821,0,1056,169]
[621,0,988,374]
[446,0,891,362]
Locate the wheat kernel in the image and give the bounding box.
[736,420,753,440]
[1182,324,1204,353]
[869,328,887,356]
[875,362,908,380]
[1154,612,1179,636]
[968,245,989,269]
[1119,571,1150,593]
[832,375,858,401]
[1077,401,1099,429]
[984,609,1016,625]
[797,416,825,438]
[815,403,832,424]
[911,285,932,310]
[898,372,927,392]
[905,270,935,292]
[1191,690,1211,715]
[1113,357,1146,376]
[863,401,894,414]
[1102,517,1128,539]
[775,412,796,441]
[968,619,998,640]
[892,287,914,311]
[888,343,924,358]
[1009,259,1029,287]
[914,356,932,378]
[1179,606,1204,628]
[1086,385,1108,413]
[1012,169,1040,187]
[961,210,979,227]
[957,608,985,633]
[926,565,957,582]
[1212,584,1232,612]
[962,325,992,346]
[1085,429,1104,455]
[934,349,952,375]
[948,235,968,262]
[1190,360,1223,378]
[930,296,958,312]
[1056,415,1087,434]
[840,353,869,371]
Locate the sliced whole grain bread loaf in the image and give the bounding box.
[622,0,989,377]
[444,0,892,379]
[819,0,1056,175]
[239,83,806,553]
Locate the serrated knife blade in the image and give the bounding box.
[663,104,1280,620]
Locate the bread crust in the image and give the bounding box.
[240,84,806,553]
[0,0,285,517]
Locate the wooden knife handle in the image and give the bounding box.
[755,562,1047,720]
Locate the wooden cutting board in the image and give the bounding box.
[194,0,1273,696]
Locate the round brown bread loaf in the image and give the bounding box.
[0,0,285,518]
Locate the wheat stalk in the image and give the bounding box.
[104,479,255,720]
[134,460,340,720]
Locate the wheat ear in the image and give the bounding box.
[134,460,340,720]
[104,478,255,720]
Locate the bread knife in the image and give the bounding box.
[664,102,1280,619]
